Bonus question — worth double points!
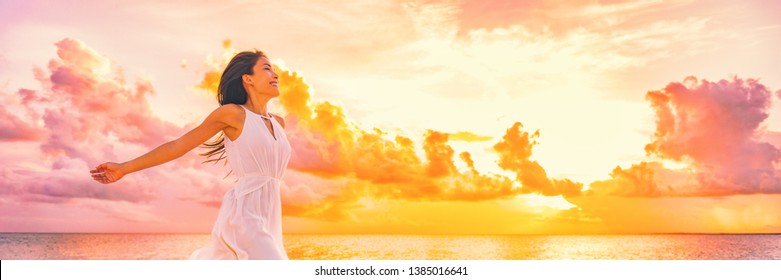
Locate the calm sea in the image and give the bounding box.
[0,233,779,260]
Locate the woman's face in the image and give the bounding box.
[244,56,279,97]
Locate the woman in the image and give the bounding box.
[89,50,292,260]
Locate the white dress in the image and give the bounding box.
[189,104,292,260]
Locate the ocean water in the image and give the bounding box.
[0,233,779,260]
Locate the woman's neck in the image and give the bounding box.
[245,97,271,116]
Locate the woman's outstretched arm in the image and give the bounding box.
[90,105,239,184]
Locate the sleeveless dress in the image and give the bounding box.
[189,104,292,260]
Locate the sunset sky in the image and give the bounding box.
[1,0,781,234]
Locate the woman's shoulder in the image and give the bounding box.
[219,103,244,112]
[209,104,245,128]
[215,103,245,117]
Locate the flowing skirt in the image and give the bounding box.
[189,175,288,260]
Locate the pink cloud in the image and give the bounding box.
[0,103,47,141]
[0,157,153,203]
[645,76,781,195]
[0,38,240,232]
[763,131,781,150]
[37,39,182,160]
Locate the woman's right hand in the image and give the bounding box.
[90,162,126,184]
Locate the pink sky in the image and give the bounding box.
[1,0,781,234]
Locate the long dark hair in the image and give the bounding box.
[199,50,266,176]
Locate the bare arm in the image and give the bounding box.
[90,105,238,184]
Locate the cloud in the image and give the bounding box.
[587,161,662,197]
[423,130,457,177]
[0,157,154,203]
[0,38,235,220]
[585,76,781,199]
[31,38,185,164]
[274,62,584,206]
[0,85,48,142]
[763,131,781,150]
[645,76,781,195]
[0,94,47,141]
[493,122,583,197]
[448,131,493,142]
[191,43,590,220]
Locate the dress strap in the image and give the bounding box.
[241,104,273,120]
